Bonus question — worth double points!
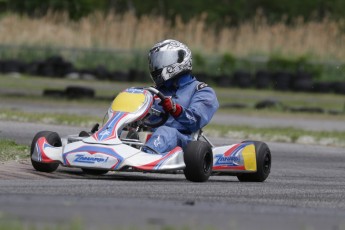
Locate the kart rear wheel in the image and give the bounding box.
[81,168,109,175]
[183,141,213,182]
[237,141,271,182]
[30,131,61,173]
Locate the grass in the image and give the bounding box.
[0,108,344,150]
[204,124,345,148]
[0,74,130,98]
[216,87,345,113]
[0,139,29,162]
[0,12,344,63]
[1,74,345,115]
[0,218,82,230]
[0,109,101,128]
[0,215,216,230]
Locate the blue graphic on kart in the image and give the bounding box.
[214,155,240,166]
[74,154,109,164]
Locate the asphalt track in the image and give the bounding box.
[0,121,345,229]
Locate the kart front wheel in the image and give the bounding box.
[237,141,271,182]
[183,141,213,182]
[30,131,61,173]
[81,168,109,175]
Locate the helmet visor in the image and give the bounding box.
[149,51,179,71]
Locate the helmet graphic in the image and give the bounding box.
[148,39,192,86]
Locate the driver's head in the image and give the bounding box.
[148,39,192,87]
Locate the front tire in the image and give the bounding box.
[237,141,271,182]
[183,141,213,182]
[30,131,61,173]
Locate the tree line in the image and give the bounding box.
[1,0,345,25]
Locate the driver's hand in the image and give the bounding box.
[161,97,182,118]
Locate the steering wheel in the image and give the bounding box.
[143,87,169,128]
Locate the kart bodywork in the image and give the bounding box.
[31,87,271,182]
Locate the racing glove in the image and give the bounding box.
[161,97,182,118]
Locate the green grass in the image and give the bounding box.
[0,108,344,151]
[215,87,345,112]
[0,74,137,98]
[0,109,101,127]
[0,139,29,162]
[0,75,345,119]
[0,217,215,230]
[0,218,84,230]
[1,74,345,113]
[204,124,345,147]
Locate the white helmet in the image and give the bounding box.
[148,39,192,86]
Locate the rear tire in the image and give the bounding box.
[183,141,213,182]
[81,168,109,175]
[237,141,271,182]
[30,131,61,173]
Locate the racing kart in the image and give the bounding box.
[30,87,271,182]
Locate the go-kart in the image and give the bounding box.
[31,87,271,182]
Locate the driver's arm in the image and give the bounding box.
[162,86,219,132]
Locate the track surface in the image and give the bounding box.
[1,121,345,229]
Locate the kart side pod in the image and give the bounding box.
[211,141,271,182]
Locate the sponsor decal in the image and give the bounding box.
[186,113,197,122]
[154,135,161,148]
[99,129,111,140]
[74,154,109,164]
[214,154,240,166]
[126,88,144,94]
[95,112,125,141]
[196,82,208,91]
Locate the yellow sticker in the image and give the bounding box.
[111,92,146,113]
[242,144,257,171]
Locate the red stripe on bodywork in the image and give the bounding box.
[37,137,56,163]
[135,147,182,171]
[224,144,240,157]
[212,165,246,171]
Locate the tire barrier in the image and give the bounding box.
[42,89,66,98]
[332,82,345,94]
[43,86,95,99]
[65,86,95,99]
[213,75,232,87]
[288,107,325,114]
[292,71,314,92]
[272,71,292,91]
[255,99,284,110]
[312,82,333,93]
[1,56,345,95]
[250,99,343,115]
[35,56,74,77]
[232,70,252,88]
[0,60,27,73]
[221,103,248,109]
[254,70,272,89]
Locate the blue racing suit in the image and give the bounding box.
[145,74,219,153]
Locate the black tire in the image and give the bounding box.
[65,86,95,99]
[30,131,61,173]
[237,141,271,182]
[233,70,252,88]
[81,168,109,175]
[273,71,292,91]
[183,141,213,182]
[255,70,272,89]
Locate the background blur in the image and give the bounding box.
[0,0,344,93]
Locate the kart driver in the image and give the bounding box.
[144,39,219,153]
